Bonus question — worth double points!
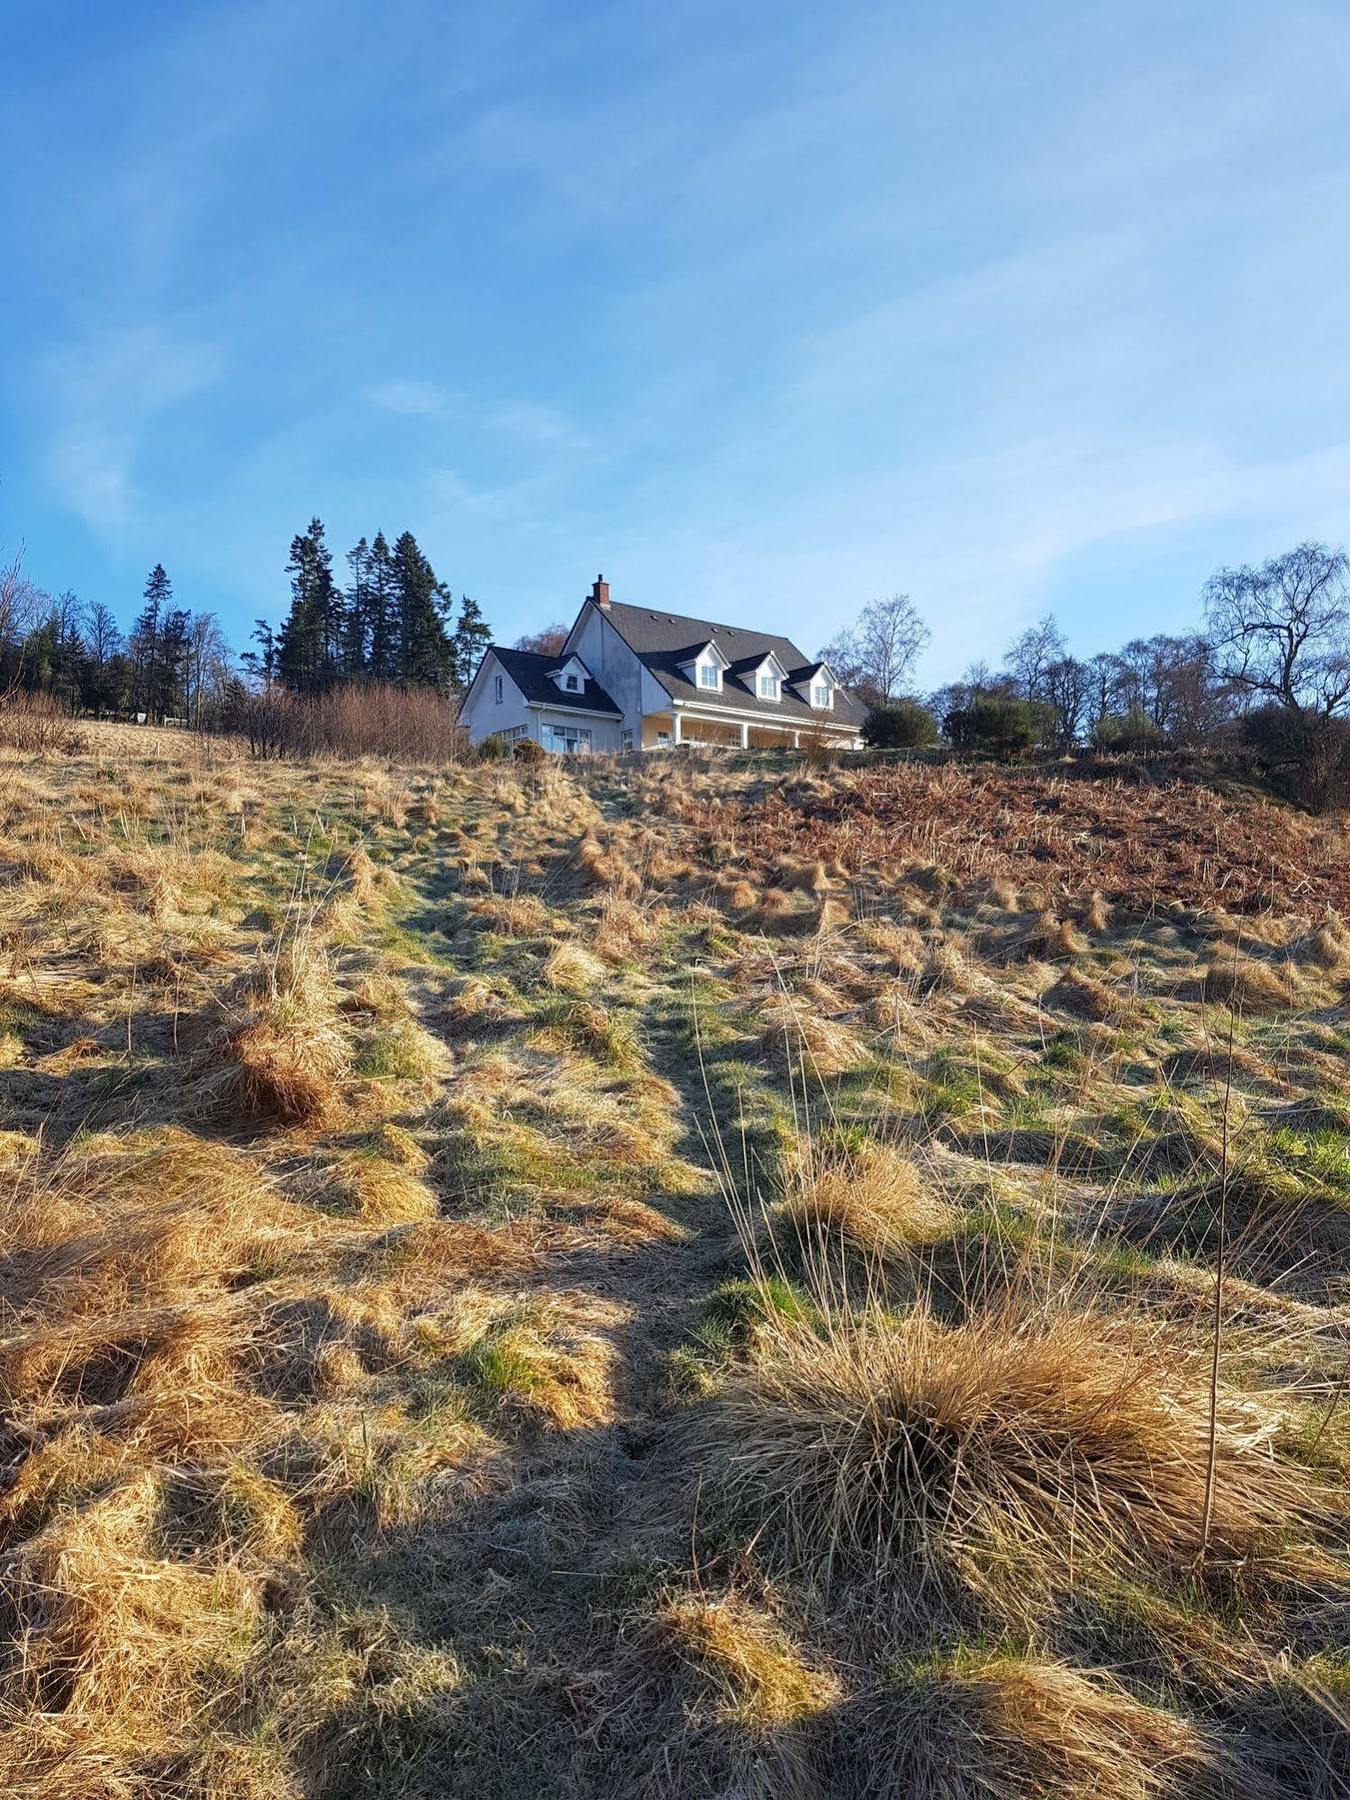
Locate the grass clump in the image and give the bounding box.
[196,927,350,1125]
[854,1652,1240,1798]
[691,1303,1324,1614]
[774,1138,949,1268]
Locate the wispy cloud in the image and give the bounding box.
[41,324,223,534]
[369,378,448,416]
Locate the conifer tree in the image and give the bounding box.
[131,564,172,720]
[278,519,343,694]
[343,537,371,678]
[449,592,491,692]
[391,530,453,689]
[365,531,398,682]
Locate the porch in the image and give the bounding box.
[642,707,854,751]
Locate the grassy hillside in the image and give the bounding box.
[1,728,1347,1798]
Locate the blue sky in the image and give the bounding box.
[3,0,1350,681]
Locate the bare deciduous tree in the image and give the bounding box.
[513,623,570,657]
[819,592,930,707]
[0,550,39,698]
[1003,614,1068,701]
[1204,542,1350,715]
[185,611,234,727]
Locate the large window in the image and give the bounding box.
[542,722,592,755]
[698,662,720,689]
[493,725,526,742]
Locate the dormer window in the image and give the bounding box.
[699,662,720,689]
[758,673,779,699]
[812,682,830,708]
[548,655,591,696]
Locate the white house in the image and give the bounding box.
[459,577,867,754]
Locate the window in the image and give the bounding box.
[565,674,579,691]
[812,683,830,707]
[541,722,592,754]
[492,724,526,742]
[698,662,720,689]
[494,675,503,703]
[758,674,778,699]
[621,729,634,752]
[656,728,671,747]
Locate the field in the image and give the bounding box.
[1,727,1347,1798]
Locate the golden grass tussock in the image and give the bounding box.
[654,1594,839,1732]
[757,994,868,1078]
[1083,888,1112,934]
[195,929,351,1125]
[856,1654,1240,1800]
[1304,912,1350,973]
[542,939,609,994]
[776,1140,950,1266]
[0,1467,264,1784]
[692,1303,1324,1611]
[326,1151,439,1224]
[814,896,851,936]
[0,1129,305,1326]
[1201,950,1298,1013]
[1047,964,1135,1022]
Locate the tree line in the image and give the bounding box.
[257,519,491,697]
[0,558,234,725]
[822,541,1350,755]
[0,516,494,725]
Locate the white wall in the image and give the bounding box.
[461,653,532,745]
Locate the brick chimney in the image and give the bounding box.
[591,573,611,611]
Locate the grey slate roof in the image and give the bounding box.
[490,647,622,715]
[597,601,867,725]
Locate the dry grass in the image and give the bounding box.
[1,729,1345,1797]
[855,1654,1240,1798]
[691,1302,1325,1610]
[775,1140,950,1265]
[195,927,351,1124]
[1201,951,1298,1013]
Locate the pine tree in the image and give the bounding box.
[365,531,398,682]
[240,619,277,688]
[343,537,371,679]
[278,519,344,694]
[449,592,491,692]
[391,531,454,689]
[131,564,172,720]
[158,607,192,719]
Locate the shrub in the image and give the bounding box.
[513,736,546,768]
[235,683,465,763]
[864,699,939,749]
[1242,706,1350,813]
[943,697,1041,759]
[1092,709,1165,754]
[476,732,509,761]
[0,693,88,754]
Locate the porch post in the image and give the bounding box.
[739,722,750,748]
[792,731,800,748]
[672,711,682,746]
